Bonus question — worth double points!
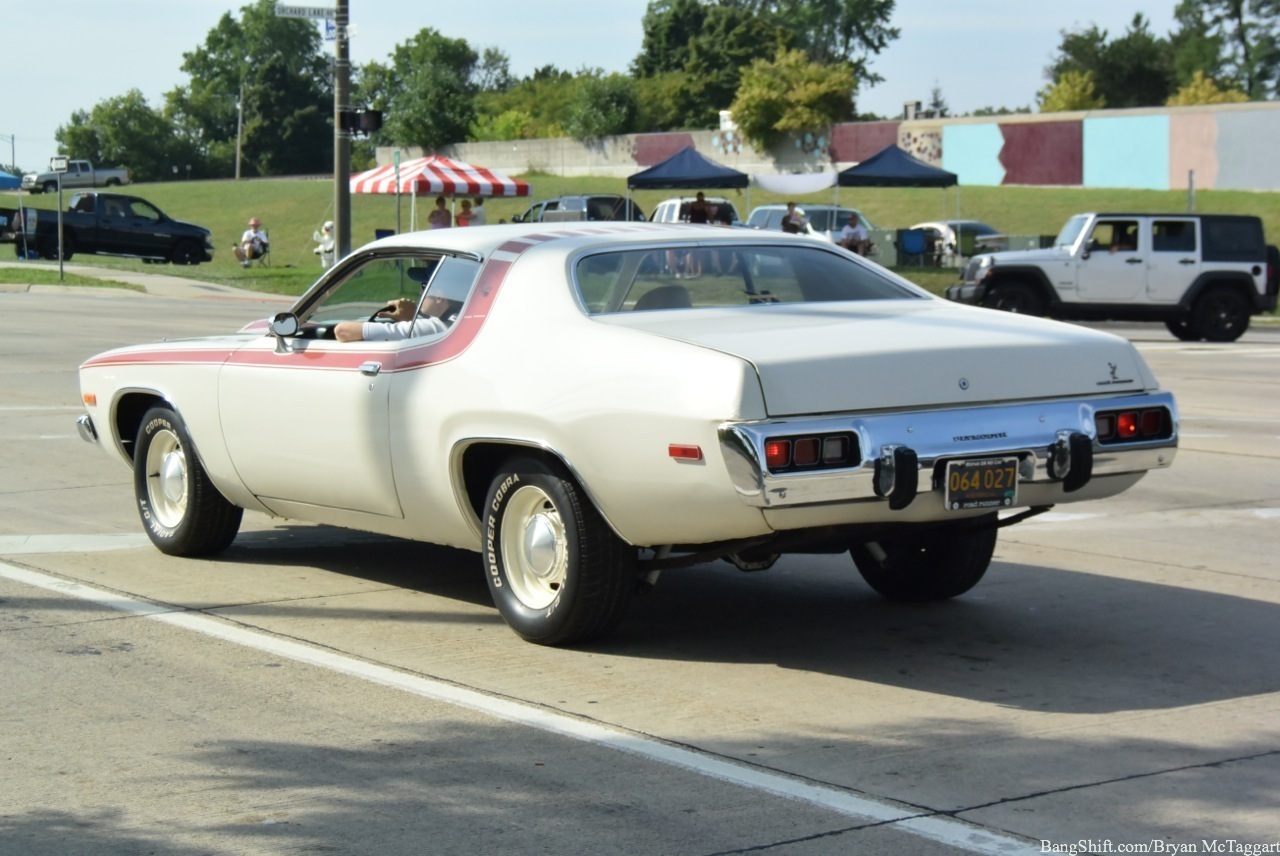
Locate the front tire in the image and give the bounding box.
[134,406,242,556]
[169,240,202,265]
[1193,288,1250,342]
[1165,317,1202,341]
[984,282,1046,316]
[850,514,998,602]
[483,455,635,645]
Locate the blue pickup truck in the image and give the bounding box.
[1,191,214,264]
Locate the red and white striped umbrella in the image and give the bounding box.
[349,155,531,197]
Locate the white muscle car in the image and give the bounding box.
[77,222,1178,645]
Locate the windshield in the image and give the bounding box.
[575,244,919,314]
[950,221,998,237]
[1055,215,1090,248]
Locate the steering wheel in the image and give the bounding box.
[368,304,397,323]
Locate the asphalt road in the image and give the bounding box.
[1,283,1277,855]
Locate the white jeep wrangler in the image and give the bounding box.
[945,212,1278,342]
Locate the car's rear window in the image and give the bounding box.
[574,244,919,314]
[1202,216,1264,262]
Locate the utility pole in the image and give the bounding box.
[334,0,351,258]
[235,82,244,180]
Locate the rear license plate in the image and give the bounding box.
[944,457,1019,511]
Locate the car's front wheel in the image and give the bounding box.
[134,406,242,556]
[169,240,202,265]
[1165,317,1202,341]
[984,282,1046,316]
[850,514,998,601]
[483,454,635,645]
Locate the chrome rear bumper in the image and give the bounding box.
[719,391,1177,509]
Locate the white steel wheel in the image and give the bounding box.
[483,454,636,646]
[500,484,570,610]
[144,426,189,530]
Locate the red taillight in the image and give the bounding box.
[765,440,791,468]
[793,438,820,466]
[1095,407,1171,445]
[1117,412,1139,438]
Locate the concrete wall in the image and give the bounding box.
[379,101,1280,192]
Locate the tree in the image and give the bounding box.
[632,0,710,77]
[1037,70,1107,112]
[1048,14,1175,108]
[747,0,900,70]
[358,28,478,152]
[1182,0,1280,98]
[165,0,331,176]
[566,72,639,142]
[56,90,198,182]
[928,81,949,118]
[472,67,577,140]
[729,48,855,150]
[1170,0,1229,87]
[1167,69,1251,103]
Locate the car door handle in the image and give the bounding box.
[1179,258,1196,265]
[1125,258,1143,265]
[359,361,382,376]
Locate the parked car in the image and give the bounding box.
[513,194,645,223]
[945,212,1279,342]
[650,196,742,225]
[1,191,213,264]
[77,222,1177,646]
[746,204,874,243]
[21,159,131,194]
[910,219,1008,260]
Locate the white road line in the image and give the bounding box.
[0,405,82,412]
[0,560,1038,855]
[0,534,151,554]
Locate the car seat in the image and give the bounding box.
[633,284,693,310]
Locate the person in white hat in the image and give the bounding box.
[312,220,335,268]
[233,216,269,267]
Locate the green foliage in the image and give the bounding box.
[729,48,855,150]
[1167,69,1251,103]
[1037,70,1108,112]
[56,90,199,182]
[358,28,479,153]
[1049,14,1175,108]
[1187,0,1280,98]
[472,70,576,140]
[566,73,640,142]
[165,0,331,177]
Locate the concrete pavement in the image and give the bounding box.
[0,260,293,304]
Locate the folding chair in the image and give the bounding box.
[895,228,927,267]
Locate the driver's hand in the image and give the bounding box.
[378,298,417,322]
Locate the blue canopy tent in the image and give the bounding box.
[626,146,750,215]
[0,170,19,190]
[837,145,961,265]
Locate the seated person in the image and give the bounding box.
[334,293,455,342]
[838,213,870,255]
[233,217,269,267]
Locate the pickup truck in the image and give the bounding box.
[945,212,1279,342]
[1,191,213,264]
[21,160,131,194]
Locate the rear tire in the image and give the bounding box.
[851,514,998,602]
[483,454,635,645]
[134,406,242,556]
[1192,288,1250,342]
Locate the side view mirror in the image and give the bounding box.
[270,312,299,353]
[1080,249,1091,260]
[510,213,523,223]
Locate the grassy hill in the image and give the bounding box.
[6,173,1279,298]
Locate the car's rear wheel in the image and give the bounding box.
[1193,288,1251,342]
[483,454,635,645]
[39,232,74,261]
[1165,317,1202,341]
[42,181,57,194]
[169,240,202,265]
[134,406,242,556]
[850,514,998,602]
[984,282,1046,316]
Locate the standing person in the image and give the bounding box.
[781,202,807,234]
[457,199,474,227]
[312,220,335,268]
[470,197,487,226]
[428,196,452,229]
[838,212,870,255]
[233,217,269,267]
[687,191,711,224]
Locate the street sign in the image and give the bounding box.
[324,18,336,40]
[50,156,69,173]
[275,5,335,19]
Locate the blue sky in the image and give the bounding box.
[2,1,1176,172]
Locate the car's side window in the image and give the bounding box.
[303,257,434,325]
[1152,220,1196,253]
[1090,220,1139,253]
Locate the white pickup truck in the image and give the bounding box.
[945,212,1279,342]
[22,159,131,195]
